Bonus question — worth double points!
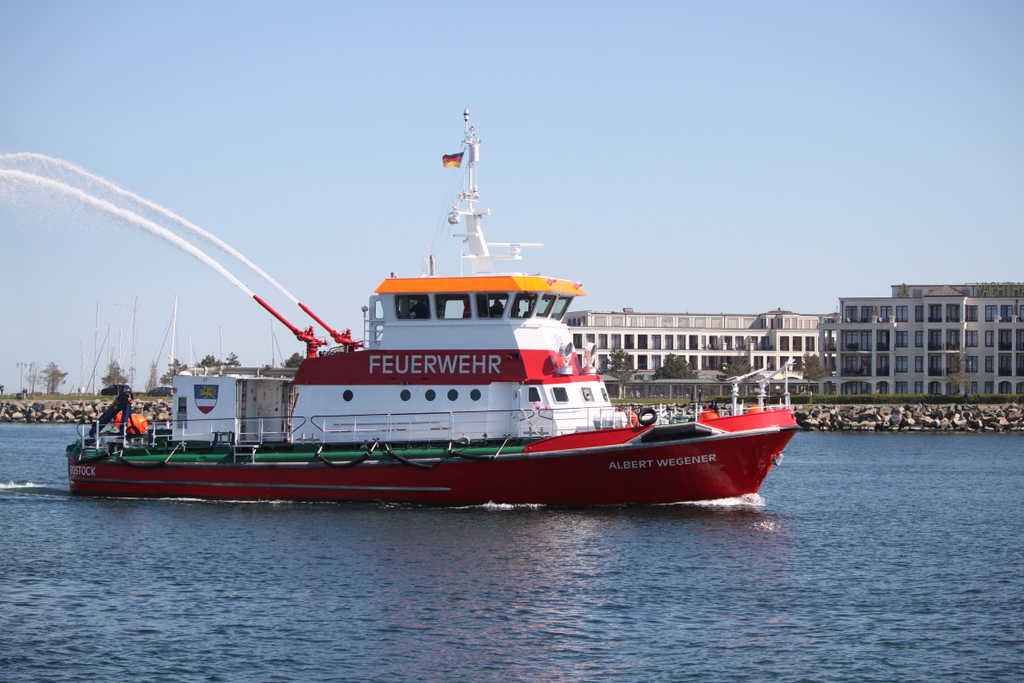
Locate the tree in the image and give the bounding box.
[800,353,832,383]
[719,356,752,380]
[601,348,635,385]
[160,359,187,385]
[26,362,40,395]
[282,352,304,368]
[224,352,241,367]
[145,361,159,392]
[101,360,128,387]
[653,353,697,379]
[947,349,973,396]
[41,362,68,394]
[199,355,221,368]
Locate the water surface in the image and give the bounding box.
[1,425,1021,682]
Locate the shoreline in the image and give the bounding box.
[2,399,1022,433]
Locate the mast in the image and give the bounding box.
[447,109,541,275]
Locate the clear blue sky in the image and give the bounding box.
[1,0,1021,392]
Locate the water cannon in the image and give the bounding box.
[298,302,361,353]
[253,295,326,359]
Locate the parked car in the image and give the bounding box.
[147,386,174,397]
[100,384,132,396]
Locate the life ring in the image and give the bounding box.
[746,406,761,414]
[698,409,720,423]
[626,409,639,427]
[637,407,658,426]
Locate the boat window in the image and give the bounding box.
[600,387,609,402]
[470,389,481,401]
[395,295,431,319]
[373,299,384,320]
[550,296,574,321]
[510,293,538,318]
[527,387,541,403]
[400,390,411,401]
[425,389,436,401]
[436,294,471,319]
[551,387,569,403]
[476,293,508,318]
[535,294,557,318]
[447,389,458,401]
[581,387,594,402]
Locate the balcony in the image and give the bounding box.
[928,343,944,351]
[823,342,837,352]
[841,368,872,377]
[876,343,890,351]
[998,369,1012,377]
[946,342,961,351]
[876,368,890,377]
[1017,368,1024,377]
[928,317,943,323]
[928,369,944,377]
[946,316,961,323]
[999,342,1012,351]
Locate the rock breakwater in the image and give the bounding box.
[794,403,1024,432]
[0,399,172,425]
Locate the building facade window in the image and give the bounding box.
[895,356,908,373]
[896,305,908,322]
[915,331,924,347]
[625,335,635,349]
[985,305,997,322]
[880,305,893,321]
[966,330,978,347]
[966,356,978,372]
[611,334,621,349]
[985,356,994,372]
[895,381,908,394]
[915,305,924,322]
[985,330,994,347]
[896,331,908,347]
[915,356,924,373]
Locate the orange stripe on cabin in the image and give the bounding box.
[374,276,586,296]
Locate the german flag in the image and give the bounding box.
[442,152,464,168]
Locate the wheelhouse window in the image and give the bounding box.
[551,387,569,403]
[550,296,573,320]
[476,293,508,318]
[510,293,538,318]
[395,295,431,319]
[435,294,471,319]
[535,294,557,317]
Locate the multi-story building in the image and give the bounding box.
[819,282,1024,396]
[564,308,827,398]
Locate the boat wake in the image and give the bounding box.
[674,493,766,508]
[1,481,71,498]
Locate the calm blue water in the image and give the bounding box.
[0,424,1021,683]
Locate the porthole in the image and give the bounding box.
[470,389,481,401]
[447,389,459,401]
[400,389,411,401]
[425,389,436,401]
[343,390,353,402]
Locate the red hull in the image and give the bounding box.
[67,426,797,505]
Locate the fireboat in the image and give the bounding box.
[66,111,798,505]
